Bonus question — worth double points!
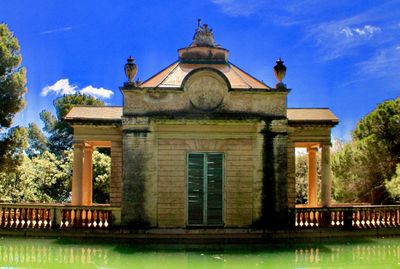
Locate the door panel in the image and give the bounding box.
[187,154,205,225]
[187,153,223,226]
[206,153,223,226]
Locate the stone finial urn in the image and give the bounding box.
[273,58,286,88]
[124,56,137,84]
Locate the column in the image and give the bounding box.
[307,147,318,207]
[72,143,84,205]
[82,145,93,206]
[320,144,332,207]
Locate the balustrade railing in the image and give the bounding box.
[60,207,112,228]
[0,203,119,230]
[295,205,400,229]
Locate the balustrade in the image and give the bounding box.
[0,204,118,230]
[295,206,400,229]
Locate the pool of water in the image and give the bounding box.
[0,236,400,268]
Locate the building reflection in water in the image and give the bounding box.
[1,239,400,268]
[295,243,400,266]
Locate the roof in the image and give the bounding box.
[140,62,270,90]
[66,106,338,124]
[65,106,123,122]
[287,108,339,124]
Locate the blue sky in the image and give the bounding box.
[1,0,399,140]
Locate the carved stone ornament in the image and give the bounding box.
[273,58,287,88]
[124,56,137,83]
[192,19,216,47]
[185,72,228,111]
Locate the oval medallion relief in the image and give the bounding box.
[185,73,228,111]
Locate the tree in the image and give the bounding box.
[0,148,111,203]
[30,150,72,202]
[40,93,104,155]
[26,123,47,158]
[0,156,38,202]
[92,151,111,203]
[295,153,322,204]
[0,23,27,165]
[385,164,400,200]
[0,126,28,171]
[332,97,400,204]
[353,97,400,181]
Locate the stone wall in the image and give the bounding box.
[123,89,287,117]
[122,120,264,228]
[259,119,293,229]
[157,137,257,227]
[110,141,122,206]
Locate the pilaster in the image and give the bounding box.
[261,119,293,229]
[121,116,151,227]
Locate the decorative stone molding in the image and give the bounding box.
[183,69,228,111]
[269,119,288,133]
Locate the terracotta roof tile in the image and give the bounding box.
[138,62,271,90]
[140,62,180,88]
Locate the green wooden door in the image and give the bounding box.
[187,153,223,226]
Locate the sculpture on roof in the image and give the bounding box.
[192,19,216,47]
[124,56,138,86]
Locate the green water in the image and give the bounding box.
[1,237,400,268]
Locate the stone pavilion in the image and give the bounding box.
[66,21,338,229]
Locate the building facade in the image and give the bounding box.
[66,22,338,229]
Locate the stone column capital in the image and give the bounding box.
[73,142,85,150]
[307,147,318,153]
[84,144,94,152]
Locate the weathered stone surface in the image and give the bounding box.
[153,120,261,228]
[259,119,293,229]
[110,141,123,206]
[123,79,287,117]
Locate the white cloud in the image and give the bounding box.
[340,27,354,37]
[280,1,397,61]
[340,25,381,38]
[39,27,72,35]
[41,79,114,99]
[41,79,77,96]
[80,85,114,99]
[211,0,261,16]
[307,22,383,60]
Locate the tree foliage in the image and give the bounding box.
[26,123,47,158]
[295,153,321,204]
[0,24,26,129]
[385,164,400,200]
[0,146,110,203]
[0,23,27,166]
[0,126,28,171]
[92,151,111,203]
[332,97,400,204]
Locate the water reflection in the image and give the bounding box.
[0,237,400,268]
[295,242,400,267]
